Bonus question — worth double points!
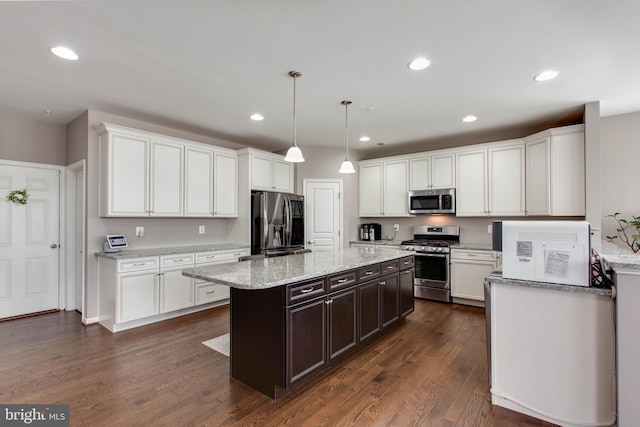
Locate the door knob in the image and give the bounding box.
[50,244,58,249]
[307,241,312,245]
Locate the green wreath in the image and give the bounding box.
[7,189,28,205]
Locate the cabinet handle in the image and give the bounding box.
[467,253,478,257]
[206,290,216,295]
[300,287,314,294]
[171,258,185,263]
[325,300,333,305]
[337,278,349,283]
[386,265,394,269]
[403,261,410,265]
[380,281,386,286]
[233,252,243,256]
[364,271,374,276]
[132,262,146,266]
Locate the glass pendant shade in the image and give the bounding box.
[284,144,305,162]
[339,159,356,174]
[284,71,305,163]
[338,100,355,174]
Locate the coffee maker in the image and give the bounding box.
[360,223,382,241]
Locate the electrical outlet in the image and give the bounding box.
[393,224,400,231]
[136,226,144,237]
[488,224,492,234]
[199,225,205,235]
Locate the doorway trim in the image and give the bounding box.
[65,159,86,321]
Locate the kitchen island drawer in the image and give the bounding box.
[196,282,230,305]
[358,264,381,281]
[380,260,399,275]
[328,270,357,292]
[399,256,415,270]
[287,279,326,305]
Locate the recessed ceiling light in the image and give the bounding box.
[534,70,558,82]
[50,46,78,61]
[408,57,431,71]
[359,136,370,142]
[43,109,52,116]
[250,113,264,121]
[462,115,478,123]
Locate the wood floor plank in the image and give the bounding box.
[0,300,557,426]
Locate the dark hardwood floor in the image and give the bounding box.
[0,300,556,426]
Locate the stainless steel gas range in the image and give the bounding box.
[400,225,460,303]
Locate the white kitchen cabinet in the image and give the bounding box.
[359,159,410,217]
[450,249,497,307]
[409,152,455,190]
[115,257,160,323]
[159,254,195,313]
[247,151,294,193]
[97,123,239,218]
[149,139,184,216]
[456,139,524,217]
[525,124,585,216]
[213,151,238,217]
[194,248,249,305]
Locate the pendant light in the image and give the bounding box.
[284,71,305,163]
[338,100,356,174]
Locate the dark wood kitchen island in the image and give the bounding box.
[182,247,415,399]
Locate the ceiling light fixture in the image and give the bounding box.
[50,46,78,61]
[462,115,478,123]
[408,57,431,71]
[338,100,356,174]
[250,113,264,121]
[359,136,370,142]
[283,71,305,163]
[534,70,558,82]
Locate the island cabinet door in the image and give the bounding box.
[399,268,415,317]
[327,288,358,361]
[287,296,328,385]
[381,272,400,329]
[358,279,381,343]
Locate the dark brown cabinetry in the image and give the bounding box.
[230,255,414,399]
[400,268,415,317]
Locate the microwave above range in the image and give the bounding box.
[408,188,455,214]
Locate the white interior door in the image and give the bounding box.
[304,180,342,252]
[0,163,60,319]
[74,169,84,312]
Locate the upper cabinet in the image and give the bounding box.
[240,149,294,193]
[456,140,525,217]
[97,123,238,218]
[525,124,585,216]
[359,159,410,217]
[409,152,455,190]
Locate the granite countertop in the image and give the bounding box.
[95,243,250,260]
[451,243,495,251]
[350,240,403,246]
[183,246,413,290]
[486,270,613,296]
[602,254,640,272]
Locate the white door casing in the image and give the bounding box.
[0,162,62,319]
[304,180,342,252]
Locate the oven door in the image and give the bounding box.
[414,252,449,288]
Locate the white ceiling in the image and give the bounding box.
[1,1,639,154]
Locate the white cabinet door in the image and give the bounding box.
[273,159,294,193]
[431,154,455,188]
[149,140,184,217]
[409,157,431,190]
[456,150,488,216]
[251,154,274,191]
[117,270,159,323]
[488,144,525,216]
[185,147,214,217]
[214,152,238,217]
[359,163,383,216]
[383,160,409,216]
[525,137,550,216]
[451,250,497,303]
[160,268,194,312]
[104,132,149,216]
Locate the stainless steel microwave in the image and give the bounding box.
[408,188,455,214]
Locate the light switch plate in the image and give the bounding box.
[487,224,492,234]
[393,224,400,231]
[199,225,205,234]
[135,226,144,237]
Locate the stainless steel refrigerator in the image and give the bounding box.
[251,191,305,256]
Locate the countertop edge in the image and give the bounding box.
[485,271,613,296]
[95,243,250,260]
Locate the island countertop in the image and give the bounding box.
[182,246,414,290]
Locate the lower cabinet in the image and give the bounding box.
[450,249,498,307]
[118,268,159,323]
[231,255,415,399]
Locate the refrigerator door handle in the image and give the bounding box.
[284,195,292,247]
[262,193,269,253]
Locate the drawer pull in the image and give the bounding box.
[364,271,374,276]
[132,262,146,266]
[205,290,216,295]
[337,278,349,283]
[403,261,410,265]
[171,258,185,263]
[300,287,314,294]
[380,281,386,286]
[386,265,394,269]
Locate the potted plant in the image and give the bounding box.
[606,213,640,253]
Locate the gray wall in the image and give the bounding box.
[0,107,67,165]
